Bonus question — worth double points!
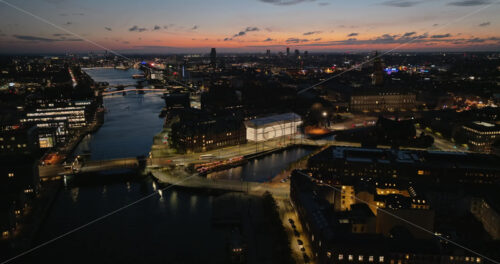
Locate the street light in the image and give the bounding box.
[322,111,328,128]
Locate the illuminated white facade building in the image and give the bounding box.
[244,113,302,142]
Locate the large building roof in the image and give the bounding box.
[463,121,500,132]
[311,146,500,171]
[244,112,301,128]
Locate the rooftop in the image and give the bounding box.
[244,112,301,128]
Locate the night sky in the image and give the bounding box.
[0,0,499,53]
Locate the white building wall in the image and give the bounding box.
[246,120,302,142]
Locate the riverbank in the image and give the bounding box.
[4,180,62,259]
[149,168,289,199]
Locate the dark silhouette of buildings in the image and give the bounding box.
[210,48,217,69]
[308,146,500,185]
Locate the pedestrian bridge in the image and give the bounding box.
[39,157,144,179]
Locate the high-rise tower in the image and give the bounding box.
[372,51,384,86]
[210,48,217,68]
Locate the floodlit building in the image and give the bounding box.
[462,121,500,153]
[20,99,97,147]
[350,90,416,113]
[244,113,302,142]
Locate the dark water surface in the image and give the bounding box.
[24,68,311,263]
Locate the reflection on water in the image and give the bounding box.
[29,68,316,264]
[208,147,314,182]
[29,69,229,263]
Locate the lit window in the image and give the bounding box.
[379,256,385,262]
[349,254,353,261]
[359,255,364,261]
[369,256,374,262]
[339,254,344,260]
[8,173,14,178]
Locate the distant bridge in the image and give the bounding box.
[102,88,168,96]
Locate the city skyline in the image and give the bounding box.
[1,0,500,54]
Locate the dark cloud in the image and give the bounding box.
[122,41,130,44]
[448,0,491,6]
[191,25,198,30]
[234,31,246,37]
[318,2,330,5]
[478,22,491,27]
[52,33,71,37]
[226,26,260,40]
[303,31,322,35]
[72,13,84,16]
[431,33,451,38]
[129,25,147,32]
[246,27,259,32]
[105,27,112,31]
[467,37,485,43]
[402,32,416,37]
[258,0,315,6]
[313,38,322,41]
[432,24,439,27]
[263,37,274,41]
[153,25,161,30]
[286,38,309,43]
[381,0,421,7]
[65,22,72,25]
[347,32,359,37]
[294,32,498,47]
[13,35,82,42]
[247,33,500,50]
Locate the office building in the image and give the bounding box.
[462,121,500,153]
[210,48,217,68]
[169,110,246,153]
[350,90,416,113]
[20,99,97,147]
